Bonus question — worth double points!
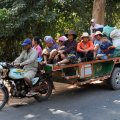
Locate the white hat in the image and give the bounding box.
[95,31,103,36]
[91,19,95,23]
[81,32,89,38]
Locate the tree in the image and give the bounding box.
[92,0,106,25]
[105,0,120,27]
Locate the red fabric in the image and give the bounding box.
[77,40,94,52]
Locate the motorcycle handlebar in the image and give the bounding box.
[0,62,23,69]
[7,63,14,68]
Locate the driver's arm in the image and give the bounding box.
[14,51,25,64]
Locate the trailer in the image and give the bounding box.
[44,57,120,90]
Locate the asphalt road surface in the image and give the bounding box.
[0,82,120,120]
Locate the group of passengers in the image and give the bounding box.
[40,30,116,65]
[13,18,120,95]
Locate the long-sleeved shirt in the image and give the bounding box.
[94,39,102,54]
[63,40,77,54]
[14,48,38,71]
[47,43,58,52]
[99,41,115,54]
[33,45,42,57]
[77,40,94,53]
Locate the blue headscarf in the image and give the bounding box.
[44,36,55,44]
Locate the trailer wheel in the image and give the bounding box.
[110,67,120,90]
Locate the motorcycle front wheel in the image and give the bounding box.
[0,86,9,110]
[34,79,53,102]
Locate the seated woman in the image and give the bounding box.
[77,32,94,62]
[32,36,43,62]
[96,35,115,60]
[53,36,67,63]
[56,30,77,65]
[57,36,68,50]
[93,31,103,59]
[42,36,58,64]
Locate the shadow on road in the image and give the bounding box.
[7,81,111,108]
[6,82,111,108]
[1,81,120,120]
[52,81,111,98]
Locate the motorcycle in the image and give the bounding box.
[0,62,53,110]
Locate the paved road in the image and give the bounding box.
[0,82,120,120]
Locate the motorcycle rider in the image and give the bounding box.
[13,38,38,95]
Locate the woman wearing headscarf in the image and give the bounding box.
[42,36,58,64]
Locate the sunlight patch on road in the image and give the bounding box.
[101,106,120,116]
[91,80,103,84]
[113,100,120,104]
[49,108,83,120]
[10,102,28,107]
[24,114,35,119]
[67,85,77,89]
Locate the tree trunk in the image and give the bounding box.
[92,0,106,25]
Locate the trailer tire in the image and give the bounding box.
[110,67,120,90]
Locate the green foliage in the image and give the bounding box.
[0,0,120,61]
[106,0,120,27]
[0,0,93,38]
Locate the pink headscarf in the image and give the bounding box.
[58,36,68,42]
